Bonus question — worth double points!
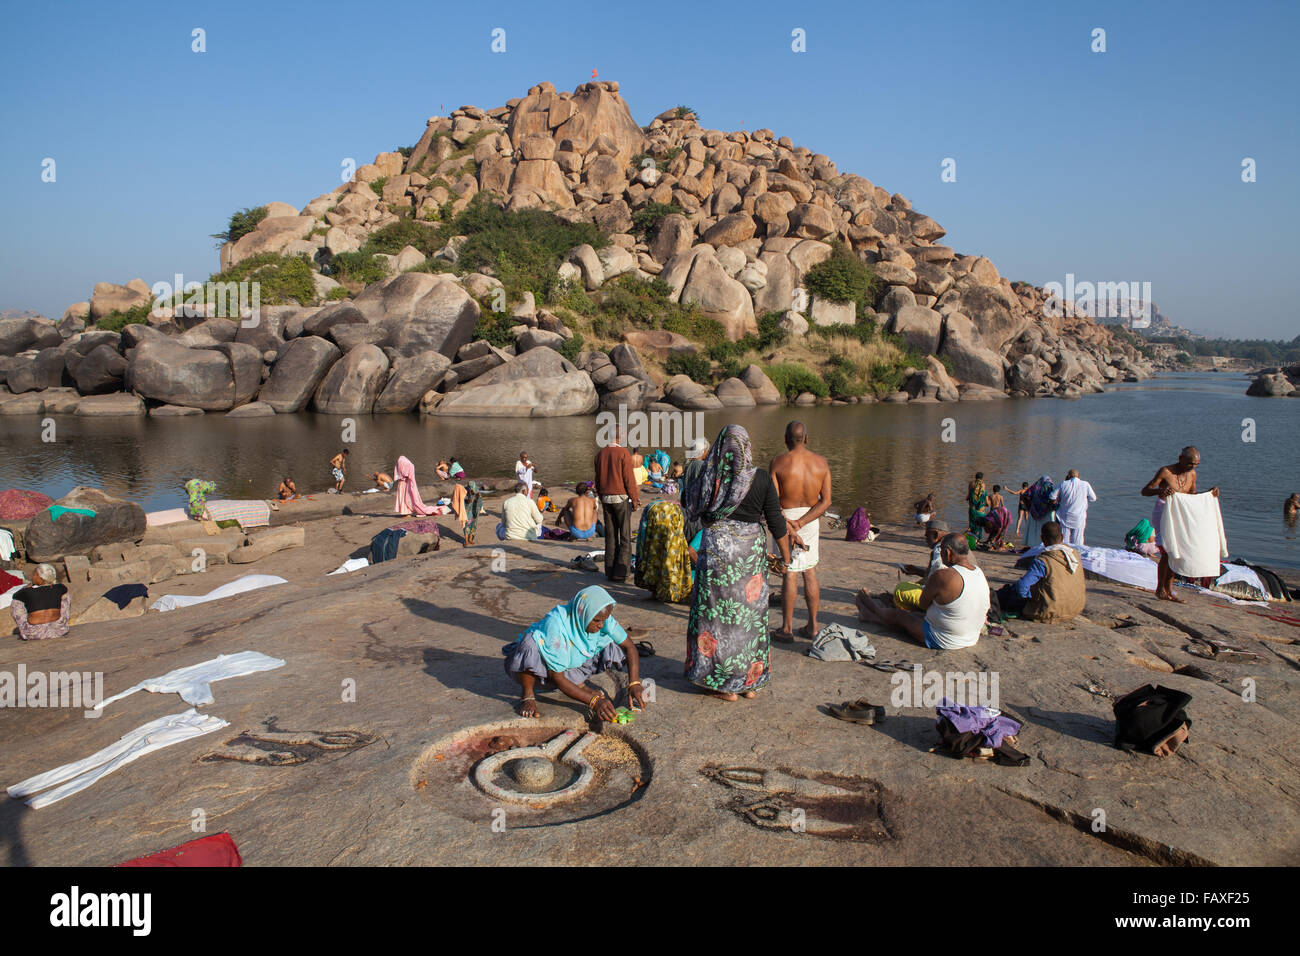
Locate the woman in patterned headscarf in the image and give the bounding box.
[681,425,791,701]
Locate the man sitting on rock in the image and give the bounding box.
[857,533,990,650]
[557,482,602,541]
[10,564,70,641]
[998,520,1086,622]
[498,482,544,541]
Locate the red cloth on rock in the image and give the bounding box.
[117,832,243,867]
[0,489,54,521]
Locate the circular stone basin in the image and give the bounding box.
[412,719,653,829]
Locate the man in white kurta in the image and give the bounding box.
[1054,470,1097,546]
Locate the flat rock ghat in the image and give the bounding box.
[1,494,1297,866]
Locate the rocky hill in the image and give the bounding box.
[0,80,1156,418]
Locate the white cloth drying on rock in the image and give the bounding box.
[92,651,286,711]
[328,557,370,575]
[150,574,288,612]
[7,709,228,809]
[1078,546,1159,591]
[0,528,15,560]
[1159,492,1227,578]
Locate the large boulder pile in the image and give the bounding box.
[17,80,1158,416]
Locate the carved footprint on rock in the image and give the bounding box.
[701,765,893,841]
[200,722,376,766]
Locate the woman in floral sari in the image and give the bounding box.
[634,500,698,603]
[451,480,483,546]
[185,478,215,519]
[966,472,989,540]
[681,425,791,702]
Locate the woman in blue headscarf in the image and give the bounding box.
[502,585,647,719]
[681,424,791,702]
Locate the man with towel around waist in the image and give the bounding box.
[1140,445,1220,603]
[769,421,832,642]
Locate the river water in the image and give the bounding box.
[2,372,1297,568]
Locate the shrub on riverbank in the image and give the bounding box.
[764,362,829,399]
[803,240,880,315]
[666,352,712,383]
[210,253,316,306]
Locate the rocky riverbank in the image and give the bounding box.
[2,484,1297,866]
[1246,363,1300,397]
[1,80,1159,419]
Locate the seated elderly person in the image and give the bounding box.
[11,564,70,641]
[856,533,990,650]
[497,482,544,541]
[997,520,1086,622]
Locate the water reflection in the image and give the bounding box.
[1,373,1295,569]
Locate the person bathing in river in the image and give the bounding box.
[330,449,349,493]
[504,585,647,720]
[277,476,297,500]
[1013,481,1031,537]
[1140,445,1219,603]
[370,471,393,492]
[1286,493,1299,523]
[913,492,935,525]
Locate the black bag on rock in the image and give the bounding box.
[1113,684,1192,756]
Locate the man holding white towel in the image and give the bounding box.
[1140,446,1221,602]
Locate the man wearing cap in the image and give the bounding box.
[892,519,948,611]
[769,421,832,641]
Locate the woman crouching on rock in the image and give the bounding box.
[503,585,647,720]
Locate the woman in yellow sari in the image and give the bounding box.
[634,500,697,603]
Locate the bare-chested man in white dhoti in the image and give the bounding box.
[769,421,832,642]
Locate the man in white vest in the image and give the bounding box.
[856,534,990,650]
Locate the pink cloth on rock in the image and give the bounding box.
[393,456,435,516]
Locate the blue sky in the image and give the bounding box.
[2,0,1296,338]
